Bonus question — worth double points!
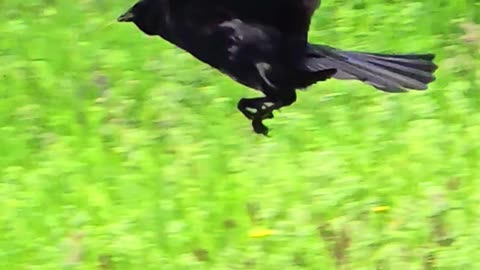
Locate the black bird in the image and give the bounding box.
[118,0,438,135]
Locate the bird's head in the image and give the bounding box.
[117,0,165,36]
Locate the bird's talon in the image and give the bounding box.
[252,119,269,136]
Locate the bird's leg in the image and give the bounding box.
[251,104,278,136]
[237,97,274,120]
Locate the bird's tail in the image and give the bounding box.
[303,44,438,92]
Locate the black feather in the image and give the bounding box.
[304,45,438,92]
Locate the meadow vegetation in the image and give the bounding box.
[1,0,480,269]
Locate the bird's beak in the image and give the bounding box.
[117,10,134,22]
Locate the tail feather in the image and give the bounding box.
[303,44,438,92]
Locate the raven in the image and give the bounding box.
[118,0,438,135]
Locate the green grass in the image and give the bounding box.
[1,0,480,269]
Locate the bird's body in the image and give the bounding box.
[118,0,438,135]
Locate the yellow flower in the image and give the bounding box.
[248,228,277,238]
[372,206,390,213]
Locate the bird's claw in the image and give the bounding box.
[252,118,270,136]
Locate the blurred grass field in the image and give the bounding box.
[1,0,480,269]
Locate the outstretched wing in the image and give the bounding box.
[174,0,322,67]
[176,0,320,40]
[226,0,321,39]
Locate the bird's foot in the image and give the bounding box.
[251,110,275,136]
[237,96,281,136]
[240,109,273,120]
[252,118,269,136]
[237,97,274,120]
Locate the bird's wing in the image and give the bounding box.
[178,0,321,39]
[225,0,321,40]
